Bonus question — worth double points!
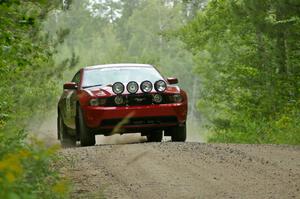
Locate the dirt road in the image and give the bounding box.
[58,140,300,199]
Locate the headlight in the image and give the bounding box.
[140,80,153,93]
[89,98,106,106]
[90,99,99,106]
[112,82,125,95]
[127,81,139,94]
[154,80,167,92]
[114,95,124,105]
[170,94,183,103]
[153,94,163,103]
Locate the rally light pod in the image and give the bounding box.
[112,82,125,95]
[140,80,153,93]
[154,80,167,92]
[127,81,139,94]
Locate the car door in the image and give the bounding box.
[64,71,81,129]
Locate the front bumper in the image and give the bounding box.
[82,103,187,130]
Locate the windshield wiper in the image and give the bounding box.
[82,84,102,88]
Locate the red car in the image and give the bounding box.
[57,64,187,146]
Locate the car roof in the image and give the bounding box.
[84,63,154,70]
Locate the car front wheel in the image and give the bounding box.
[58,113,76,147]
[78,108,95,147]
[171,125,186,142]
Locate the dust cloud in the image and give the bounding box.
[186,119,206,142]
[26,111,60,146]
[96,134,147,145]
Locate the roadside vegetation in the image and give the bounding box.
[180,0,300,144]
[0,1,69,198]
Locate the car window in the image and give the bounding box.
[82,67,164,87]
[72,71,81,84]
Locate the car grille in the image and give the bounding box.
[105,93,170,107]
[101,116,178,127]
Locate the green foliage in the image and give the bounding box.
[181,0,300,144]
[0,0,63,125]
[0,0,70,197]
[0,131,69,199]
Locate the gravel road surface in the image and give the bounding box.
[58,140,300,199]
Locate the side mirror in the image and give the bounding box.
[167,77,178,85]
[63,82,77,90]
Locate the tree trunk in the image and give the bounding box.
[256,29,265,68]
[276,31,287,75]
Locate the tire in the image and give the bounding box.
[78,108,95,146]
[171,125,186,142]
[58,113,76,148]
[147,130,163,142]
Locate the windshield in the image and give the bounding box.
[82,67,164,88]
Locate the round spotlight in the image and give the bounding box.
[154,80,167,92]
[171,94,183,103]
[153,94,163,104]
[114,95,124,105]
[112,82,125,95]
[89,99,99,106]
[140,80,153,93]
[127,81,139,94]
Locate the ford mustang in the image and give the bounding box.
[57,63,188,146]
